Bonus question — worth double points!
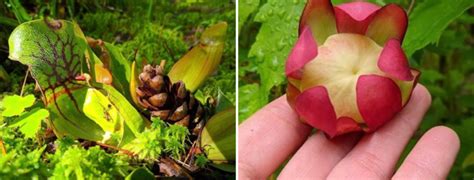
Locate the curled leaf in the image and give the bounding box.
[125,167,154,180]
[94,63,113,85]
[104,42,132,101]
[129,61,144,109]
[168,22,227,92]
[200,107,235,167]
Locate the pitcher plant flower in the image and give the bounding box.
[286,0,419,138]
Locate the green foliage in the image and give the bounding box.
[463,151,474,171]
[238,0,260,31]
[0,146,48,178]
[125,167,154,180]
[79,12,136,43]
[6,0,32,23]
[0,127,48,178]
[0,126,130,179]
[195,154,210,168]
[49,145,129,179]
[1,95,49,138]
[1,94,35,117]
[123,118,189,161]
[402,0,474,56]
[119,23,187,67]
[8,108,48,138]
[239,0,305,121]
[0,66,9,82]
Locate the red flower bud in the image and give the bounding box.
[285,0,420,138]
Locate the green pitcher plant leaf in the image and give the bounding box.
[200,107,235,170]
[100,84,146,139]
[8,18,146,146]
[83,88,120,135]
[125,167,155,180]
[168,22,227,92]
[103,42,132,101]
[215,89,234,113]
[129,60,144,110]
[9,18,89,89]
[87,38,132,101]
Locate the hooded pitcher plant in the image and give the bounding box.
[167,22,228,92]
[8,18,145,146]
[286,0,419,138]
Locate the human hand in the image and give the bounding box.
[238,84,460,179]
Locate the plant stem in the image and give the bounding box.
[183,141,197,164]
[407,0,416,15]
[20,68,30,96]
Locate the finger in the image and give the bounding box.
[393,126,460,179]
[327,84,432,179]
[279,131,362,179]
[239,95,312,179]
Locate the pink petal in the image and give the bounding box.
[285,26,318,79]
[299,0,337,44]
[336,2,380,21]
[334,7,373,34]
[335,117,362,137]
[295,86,360,137]
[378,39,413,81]
[400,69,421,105]
[333,2,380,34]
[365,4,408,45]
[356,75,402,131]
[295,86,338,137]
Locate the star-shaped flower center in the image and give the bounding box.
[300,33,384,123]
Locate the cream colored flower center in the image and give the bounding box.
[300,33,385,123]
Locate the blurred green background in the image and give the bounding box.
[238,0,474,178]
